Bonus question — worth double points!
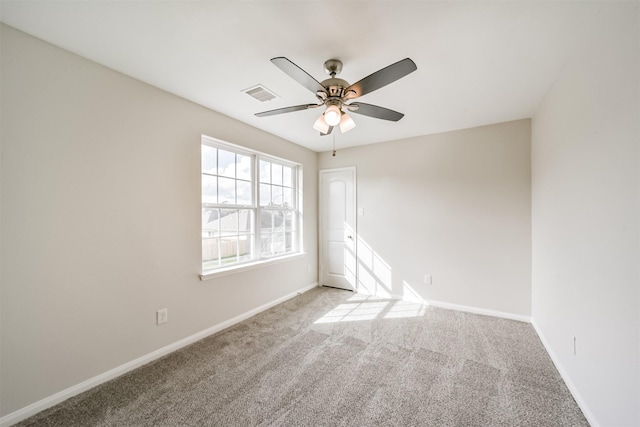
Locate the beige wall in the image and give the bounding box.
[5,3,638,423]
[531,3,639,426]
[318,119,532,317]
[0,24,318,416]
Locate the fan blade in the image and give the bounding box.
[255,104,318,117]
[271,57,327,95]
[320,126,334,136]
[349,102,405,121]
[345,58,417,99]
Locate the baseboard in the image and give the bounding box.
[357,290,531,323]
[424,299,531,323]
[530,319,599,427]
[0,282,318,427]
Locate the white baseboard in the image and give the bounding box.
[0,282,318,427]
[530,319,599,427]
[425,298,532,323]
[355,289,531,323]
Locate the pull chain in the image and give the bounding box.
[332,132,336,157]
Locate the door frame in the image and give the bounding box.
[319,166,357,291]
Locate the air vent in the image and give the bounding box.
[243,84,279,102]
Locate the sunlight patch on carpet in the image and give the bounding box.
[314,296,427,324]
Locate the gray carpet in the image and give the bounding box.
[17,287,588,426]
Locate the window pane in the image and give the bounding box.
[273,233,285,255]
[260,183,271,207]
[283,187,292,208]
[260,210,273,231]
[202,208,219,235]
[238,209,252,234]
[237,154,251,180]
[261,233,285,257]
[202,145,217,175]
[218,149,236,178]
[237,180,252,206]
[202,238,220,269]
[218,177,236,204]
[273,210,285,231]
[286,232,294,253]
[219,209,238,236]
[260,160,271,183]
[239,235,252,261]
[272,163,283,185]
[271,185,283,207]
[284,211,293,232]
[261,233,274,257]
[219,237,238,263]
[202,175,217,204]
[283,166,292,187]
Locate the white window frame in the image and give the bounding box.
[200,136,303,280]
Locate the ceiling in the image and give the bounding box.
[1,1,604,152]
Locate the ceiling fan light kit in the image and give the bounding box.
[339,113,356,133]
[313,114,330,134]
[323,104,342,126]
[256,57,417,138]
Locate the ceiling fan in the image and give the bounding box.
[255,57,417,135]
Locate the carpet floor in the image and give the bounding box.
[17,287,588,426]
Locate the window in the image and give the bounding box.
[259,159,296,257]
[201,137,301,274]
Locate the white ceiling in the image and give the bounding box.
[1,1,604,152]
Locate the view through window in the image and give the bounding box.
[201,137,301,273]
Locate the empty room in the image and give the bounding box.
[1,1,638,426]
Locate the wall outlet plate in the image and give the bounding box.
[157,308,168,325]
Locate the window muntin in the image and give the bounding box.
[201,138,301,273]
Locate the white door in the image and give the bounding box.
[320,168,356,291]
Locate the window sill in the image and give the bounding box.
[200,252,307,281]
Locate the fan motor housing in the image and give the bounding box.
[321,77,350,97]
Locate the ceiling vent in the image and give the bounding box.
[243,84,279,102]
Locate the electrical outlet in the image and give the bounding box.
[424,275,433,285]
[157,308,168,325]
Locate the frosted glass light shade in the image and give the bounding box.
[339,113,356,133]
[324,105,342,126]
[313,114,330,134]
